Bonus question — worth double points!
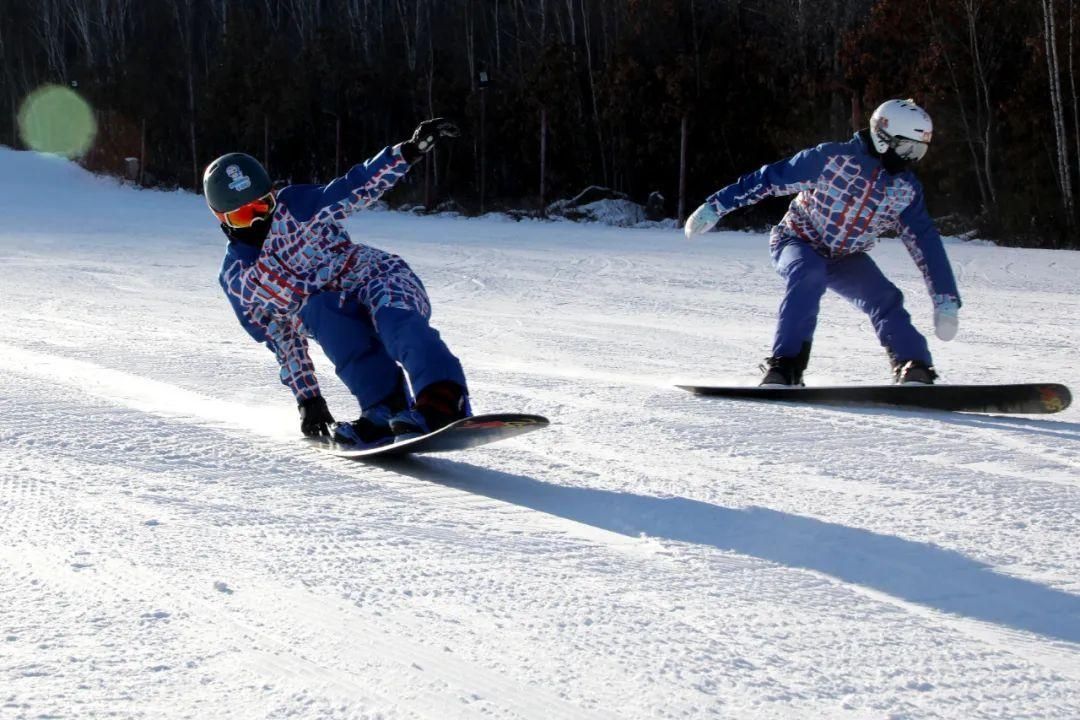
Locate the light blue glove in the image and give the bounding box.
[933,298,960,341]
[684,202,721,239]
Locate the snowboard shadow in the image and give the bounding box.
[928,412,1080,440]
[792,402,1080,441]
[380,455,1080,645]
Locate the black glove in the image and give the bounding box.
[401,118,461,163]
[298,395,335,437]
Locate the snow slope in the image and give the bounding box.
[1,148,1078,719]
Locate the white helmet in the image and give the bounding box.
[870,99,933,162]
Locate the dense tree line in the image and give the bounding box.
[0,0,1076,248]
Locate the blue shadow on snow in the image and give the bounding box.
[381,455,1080,646]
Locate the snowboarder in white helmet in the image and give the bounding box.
[869,99,934,163]
[685,98,960,387]
[206,119,472,448]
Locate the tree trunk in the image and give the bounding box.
[579,0,608,184]
[189,120,198,192]
[678,115,689,226]
[480,88,487,214]
[1044,0,1075,219]
[35,0,67,80]
[540,106,548,213]
[427,1,438,196]
[335,115,342,176]
[424,155,432,210]
[926,0,991,216]
[140,117,147,186]
[494,1,502,69]
[1070,0,1080,194]
[965,0,997,207]
[188,73,197,192]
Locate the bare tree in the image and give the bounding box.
[925,0,997,217]
[170,0,199,191]
[66,0,97,69]
[100,0,135,71]
[1043,0,1074,219]
[34,0,68,79]
[1070,0,1080,196]
[284,0,323,47]
[0,11,16,146]
[394,0,422,73]
[579,0,607,184]
[964,0,998,209]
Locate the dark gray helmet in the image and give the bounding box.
[203,152,271,212]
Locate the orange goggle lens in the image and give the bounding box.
[214,192,276,228]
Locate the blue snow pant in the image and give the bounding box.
[298,292,467,411]
[771,237,931,365]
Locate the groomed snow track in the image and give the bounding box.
[1,149,1078,719]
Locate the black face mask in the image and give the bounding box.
[221,217,272,248]
[880,148,912,175]
[859,128,912,175]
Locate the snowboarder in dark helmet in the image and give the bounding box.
[685,99,960,387]
[205,119,470,447]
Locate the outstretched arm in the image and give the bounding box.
[685,143,831,237]
[279,119,461,226]
[279,146,412,225]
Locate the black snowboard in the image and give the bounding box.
[677,383,1072,415]
[307,413,549,459]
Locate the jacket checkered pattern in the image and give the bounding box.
[705,133,960,308]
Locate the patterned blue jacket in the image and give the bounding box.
[219,145,426,402]
[704,132,960,307]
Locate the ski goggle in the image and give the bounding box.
[212,192,276,228]
[887,135,929,162]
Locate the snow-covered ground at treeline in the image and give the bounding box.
[1,147,1079,720]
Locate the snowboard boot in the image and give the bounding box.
[759,342,811,387]
[390,381,472,441]
[893,359,937,385]
[334,382,409,448]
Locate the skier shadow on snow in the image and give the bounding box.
[380,455,1080,645]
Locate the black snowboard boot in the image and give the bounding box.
[334,377,409,447]
[893,359,937,385]
[389,381,472,439]
[759,342,811,387]
[334,413,395,447]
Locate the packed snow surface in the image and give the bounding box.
[1,148,1078,719]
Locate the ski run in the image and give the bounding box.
[1,148,1078,719]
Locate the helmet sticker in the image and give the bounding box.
[226,164,252,192]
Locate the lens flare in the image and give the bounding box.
[17,85,98,158]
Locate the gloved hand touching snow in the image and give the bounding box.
[933,298,960,341]
[299,395,335,437]
[401,118,461,163]
[684,202,721,239]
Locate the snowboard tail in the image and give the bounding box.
[677,383,1072,415]
[307,413,549,459]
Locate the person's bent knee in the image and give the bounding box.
[784,259,827,289]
